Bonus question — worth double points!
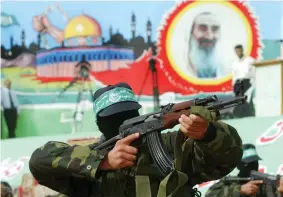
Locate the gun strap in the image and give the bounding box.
[174,130,194,176]
[155,131,194,197]
[174,130,186,170]
[135,175,152,197]
[265,184,275,197]
[157,170,189,197]
[135,131,194,197]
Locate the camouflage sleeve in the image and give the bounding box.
[29,141,106,196]
[162,120,242,184]
[191,121,243,182]
[205,181,241,197]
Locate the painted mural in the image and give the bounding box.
[1,0,263,93]
[1,0,282,139]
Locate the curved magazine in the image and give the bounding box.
[146,131,174,176]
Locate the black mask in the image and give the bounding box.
[237,161,259,177]
[96,110,139,139]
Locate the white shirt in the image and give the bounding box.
[232,56,256,85]
[1,87,20,114]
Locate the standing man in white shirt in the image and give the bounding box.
[1,79,20,138]
[232,45,256,117]
[232,45,256,93]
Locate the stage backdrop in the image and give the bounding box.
[1,115,283,196]
[1,0,282,139]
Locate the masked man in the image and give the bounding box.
[205,144,283,197]
[29,82,243,197]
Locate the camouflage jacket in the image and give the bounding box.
[205,180,282,197]
[29,121,242,197]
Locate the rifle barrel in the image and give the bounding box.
[207,96,247,110]
[223,177,253,181]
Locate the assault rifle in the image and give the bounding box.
[222,170,282,197]
[222,170,281,185]
[94,89,247,177]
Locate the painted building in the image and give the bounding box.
[35,14,134,78]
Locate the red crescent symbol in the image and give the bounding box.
[258,121,283,144]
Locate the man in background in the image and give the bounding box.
[185,12,224,78]
[232,45,255,92]
[205,144,283,197]
[232,45,256,117]
[1,79,20,138]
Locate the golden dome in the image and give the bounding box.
[64,15,101,40]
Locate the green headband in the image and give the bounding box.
[93,87,137,114]
[242,148,258,160]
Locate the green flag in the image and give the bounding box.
[1,12,20,27]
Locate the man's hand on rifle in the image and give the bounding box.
[278,177,283,196]
[99,133,140,170]
[178,114,209,140]
[240,180,263,196]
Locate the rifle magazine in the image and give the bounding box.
[146,131,174,176]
